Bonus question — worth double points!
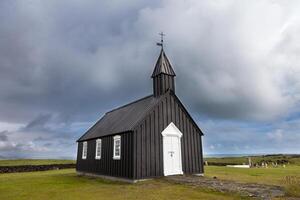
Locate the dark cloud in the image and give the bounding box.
[0,131,8,141]
[0,0,300,158]
[1,0,298,124]
[0,114,81,158]
[0,0,150,123]
[24,114,52,131]
[43,143,53,147]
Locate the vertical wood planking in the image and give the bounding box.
[137,126,142,179]
[199,135,204,172]
[191,124,195,173]
[155,105,160,176]
[146,116,151,176]
[180,107,186,172]
[193,127,199,173]
[76,132,134,179]
[159,100,164,175]
[76,93,204,180]
[150,111,155,175]
[133,130,137,179]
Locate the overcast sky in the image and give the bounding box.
[1,0,300,159]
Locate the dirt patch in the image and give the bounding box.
[0,164,76,173]
[166,175,285,200]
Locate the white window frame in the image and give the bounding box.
[82,141,87,159]
[95,139,102,160]
[113,135,121,160]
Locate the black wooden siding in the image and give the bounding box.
[132,94,203,179]
[76,131,134,179]
[153,74,175,97]
[76,93,203,180]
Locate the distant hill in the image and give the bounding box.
[0,155,8,160]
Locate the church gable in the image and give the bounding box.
[132,91,203,136]
[132,91,203,179]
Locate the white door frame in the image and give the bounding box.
[161,122,183,176]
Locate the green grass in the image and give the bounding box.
[0,169,246,200]
[0,159,75,166]
[1,158,299,199]
[205,165,300,197]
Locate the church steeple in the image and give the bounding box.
[151,49,176,78]
[152,44,176,97]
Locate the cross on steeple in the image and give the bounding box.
[156,32,165,48]
[152,32,176,97]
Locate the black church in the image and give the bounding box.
[76,42,204,182]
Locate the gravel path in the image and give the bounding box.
[165,175,285,200]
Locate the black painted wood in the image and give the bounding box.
[76,92,204,180]
[153,74,175,97]
[76,131,134,179]
[132,93,204,179]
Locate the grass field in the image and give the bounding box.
[205,165,300,197]
[1,158,299,199]
[0,169,245,200]
[204,155,300,198]
[0,159,75,166]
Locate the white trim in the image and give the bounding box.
[82,141,87,159]
[113,135,121,160]
[95,139,102,160]
[161,122,183,176]
[161,122,183,138]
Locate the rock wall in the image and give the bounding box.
[0,164,75,173]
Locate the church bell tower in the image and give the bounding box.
[152,33,176,97]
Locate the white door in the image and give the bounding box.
[162,122,183,176]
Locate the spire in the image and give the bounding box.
[151,49,176,78]
[152,33,176,97]
[152,32,176,78]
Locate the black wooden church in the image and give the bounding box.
[76,42,204,181]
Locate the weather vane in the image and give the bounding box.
[156,32,165,48]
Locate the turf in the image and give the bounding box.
[1,158,299,199]
[205,165,300,197]
[0,159,75,166]
[0,169,245,200]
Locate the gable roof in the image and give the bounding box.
[77,90,203,142]
[151,49,176,78]
[77,94,165,141]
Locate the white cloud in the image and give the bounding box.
[0,141,49,152]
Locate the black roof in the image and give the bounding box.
[151,49,176,78]
[77,94,165,141]
[77,90,203,142]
